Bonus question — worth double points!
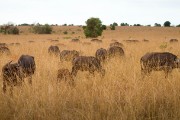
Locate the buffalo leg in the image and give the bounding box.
[164,68,172,78]
[71,67,78,77]
[3,81,7,94]
[28,76,32,85]
[10,85,13,97]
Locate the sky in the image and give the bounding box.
[0,0,179,26]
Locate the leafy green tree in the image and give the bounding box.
[83,17,103,38]
[154,23,161,27]
[176,24,180,27]
[110,24,115,30]
[120,23,129,26]
[32,24,52,34]
[101,25,107,30]
[112,22,118,26]
[164,21,171,27]
[0,24,19,34]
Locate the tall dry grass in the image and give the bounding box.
[0,27,180,120]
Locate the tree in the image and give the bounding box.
[112,22,118,26]
[176,24,180,27]
[120,23,129,26]
[164,21,171,27]
[101,25,107,30]
[154,23,161,27]
[134,24,141,26]
[83,17,103,38]
[0,24,19,35]
[32,24,52,34]
[110,24,115,30]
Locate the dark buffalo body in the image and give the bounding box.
[48,45,60,56]
[18,55,36,78]
[2,61,23,93]
[0,43,7,47]
[60,50,79,61]
[71,56,105,77]
[91,39,102,43]
[71,39,79,42]
[110,42,124,47]
[140,52,180,77]
[95,48,107,62]
[107,46,125,58]
[170,39,178,43]
[0,46,11,55]
[142,39,149,42]
[124,40,139,43]
[57,69,74,86]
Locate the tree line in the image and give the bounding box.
[0,18,179,36]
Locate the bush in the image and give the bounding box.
[83,17,103,38]
[0,25,19,34]
[112,22,118,26]
[63,31,68,34]
[63,24,67,26]
[18,23,30,26]
[154,23,161,27]
[134,24,142,26]
[110,24,116,30]
[32,24,52,34]
[101,25,107,30]
[164,21,171,27]
[176,24,180,27]
[120,23,129,26]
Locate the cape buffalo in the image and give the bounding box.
[0,46,11,55]
[57,68,74,86]
[71,56,105,77]
[60,50,79,61]
[18,55,36,84]
[95,48,107,63]
[91,39,102,43]
[110,42,124,47]
[2,61,23,94]
[170,39,178,43]
[140,52,180,78]
[124,40,139,43]
[107,46,125,58]
[71,39,79,42]
[48,45,60,56]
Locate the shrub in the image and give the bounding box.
[164,21,171,27]
[176,24,180,27]
[63,31,68,34]
[0,25,19,34]
[154,23,161,27]
[83,17,103,38]
[120,23,129,26]
[134,24,142,26]
[101,25,107,30]
[110,24,115,30]
[32,24,52,34]
[112,22,118,26]
[18,23,30,26]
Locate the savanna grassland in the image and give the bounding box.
[0,26,180,120]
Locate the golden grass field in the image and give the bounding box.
[0,26,180,120]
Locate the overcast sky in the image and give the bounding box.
[0,0,179,25]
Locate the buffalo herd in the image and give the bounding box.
[1,39,180,94]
